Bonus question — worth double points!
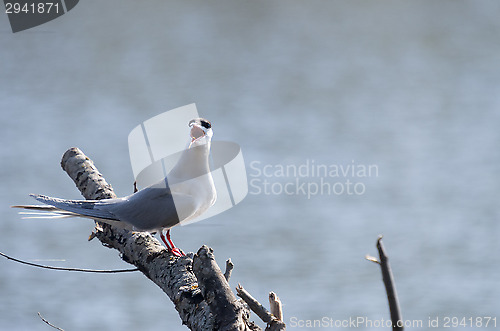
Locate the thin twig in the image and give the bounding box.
[370,236,404,331]
[236,284,273,323]
[0,251,138,273]
[365,254,380,264]
[224,258,234,282]
[37,312,64,331]
[236,284,286,331]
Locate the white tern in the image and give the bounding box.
[14,118,217,256]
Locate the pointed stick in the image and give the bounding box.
[366,236,404,331]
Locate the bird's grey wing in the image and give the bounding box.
[109,187,197,231]
[28,194,123,222]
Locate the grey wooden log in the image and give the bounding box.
[59,147,259,331]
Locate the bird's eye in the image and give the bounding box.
[200,119,211,129]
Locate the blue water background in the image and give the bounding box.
[1,1,499,330]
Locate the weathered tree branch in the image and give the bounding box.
[236,285,286,331]
[224,258,234,282]
[366,236,403,331]
[59,147,262,330]
[193,246,257,330]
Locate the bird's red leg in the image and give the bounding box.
[160,231,172,251]
[166,229,185,256]
[160,229,184,257]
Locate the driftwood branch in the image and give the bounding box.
[366,236,403,331]
[193,246,257,330]
[236,285,286,331]
[58,147,261,330]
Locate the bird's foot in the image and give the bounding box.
[160,229,185,257]
[170,247,184,257]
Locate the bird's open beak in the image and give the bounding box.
[190,124,205,142]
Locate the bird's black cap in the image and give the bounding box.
[189,118,211,129]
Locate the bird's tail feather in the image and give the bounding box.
[17,210,78,219]
[12,194,120,222]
